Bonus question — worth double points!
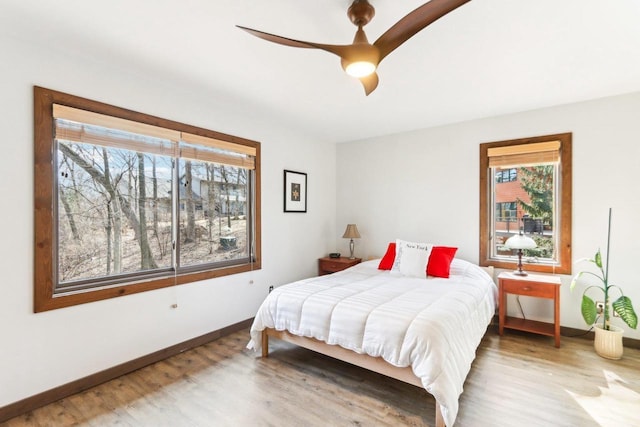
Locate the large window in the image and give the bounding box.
[479,133,571,274]
[34,87,261,312]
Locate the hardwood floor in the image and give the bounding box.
[3,327,640,427]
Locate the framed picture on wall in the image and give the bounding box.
[284,170,307,213]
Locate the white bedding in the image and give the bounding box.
[248,258,497,426]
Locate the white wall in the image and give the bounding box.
[337,91,640,340]
[0,35,336,407]
[3,22,639,412]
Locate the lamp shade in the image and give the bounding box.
[342,224,361,239]
[505,233,537,250]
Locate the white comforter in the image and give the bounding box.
[248,258,497,426]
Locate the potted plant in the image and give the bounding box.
[570,208,638,359]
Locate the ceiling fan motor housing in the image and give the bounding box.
[340,43,380,76]
[348,0,375,27]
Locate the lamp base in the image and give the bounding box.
[513,249,528,276]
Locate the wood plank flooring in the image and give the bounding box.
[3,327,639,427]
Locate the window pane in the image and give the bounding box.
[177,160,250,268]
[57,141,173,286]
[491,165,557,262]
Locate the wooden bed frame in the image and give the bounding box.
[261,328,445,427]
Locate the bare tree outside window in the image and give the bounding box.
[178,160,249,267]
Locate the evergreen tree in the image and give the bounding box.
[517,165,554,225]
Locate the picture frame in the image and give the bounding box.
[283,170,307,213]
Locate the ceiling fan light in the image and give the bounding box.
[345,61,376,78]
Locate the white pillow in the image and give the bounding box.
[394,239,433,278]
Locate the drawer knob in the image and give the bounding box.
[522,286,531,291]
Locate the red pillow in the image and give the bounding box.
[427,246,458,278]
[378,242,396,270]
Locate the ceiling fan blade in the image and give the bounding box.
[237,25,317,49]
[359,72,379,96]
[374,0,471,63]
[237,25,354,59]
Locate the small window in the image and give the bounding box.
[479,133,572,274]
[495,201,518,225]
[495,168,517,183]
[34,87,262,312]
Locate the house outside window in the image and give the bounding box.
[34,87,262,312]
[479,133,572,274]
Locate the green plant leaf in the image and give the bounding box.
[594,249,602,268]
[612,296,638,329]
[570,271,605,292]
[581,294,597,325]
[569,272,582,291]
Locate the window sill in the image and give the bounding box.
[480,259,570,275]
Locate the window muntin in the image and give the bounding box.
[35,86,261,312]
[479,133,571,274]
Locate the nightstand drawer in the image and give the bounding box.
[323,262,344,272]
[318,257,362,275]
[501,279,555,298]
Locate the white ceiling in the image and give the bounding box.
[3,0,640,143]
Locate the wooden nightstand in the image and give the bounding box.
[498,271,561,348]
[318,257,362,275]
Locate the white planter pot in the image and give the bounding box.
[594,324,624,360]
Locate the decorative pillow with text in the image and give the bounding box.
[396,239,433,278]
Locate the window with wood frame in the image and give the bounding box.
[479,133,572,274]
[34,87,261,312]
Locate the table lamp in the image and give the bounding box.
[342,224,361,259]
[505,232,537,276]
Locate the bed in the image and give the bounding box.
[248,248,497,427]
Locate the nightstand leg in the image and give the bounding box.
[554,287,560,348]
[498,290,505,336]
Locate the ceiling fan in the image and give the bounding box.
[237,0,471,95]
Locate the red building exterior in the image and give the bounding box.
[494,168,531,233]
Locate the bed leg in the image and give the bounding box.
[261,329,269,358]
[435,401,445,427]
